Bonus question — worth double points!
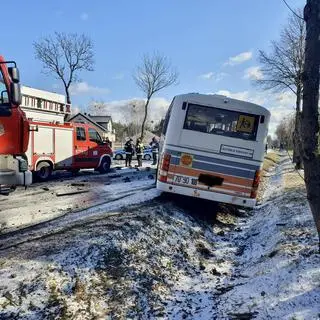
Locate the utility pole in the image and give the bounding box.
[301,0,320,251]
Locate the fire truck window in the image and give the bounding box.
[76,127,86,141]
[89,128,103,144]
[0,76,9,106]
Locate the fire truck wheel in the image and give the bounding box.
[98,157,111,174]
[70,168,80,175]
[36,162,52,181]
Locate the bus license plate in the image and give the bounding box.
[174,175,198,186]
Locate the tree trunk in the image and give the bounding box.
[65,85,71,105]
[301,0,320,251]
[140,97,150,141]
[293,86,303,169]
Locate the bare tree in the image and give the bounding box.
[257,9,305,168]
[301,0,320,250]
[133,52,178,140]
[275,114,295,149]
[34,32,94,104]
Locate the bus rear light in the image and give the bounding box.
[250,169,261,199]
[159,169,168,177]
[159,174,168,183]
[160,153,171,172]
[158,153,171,183]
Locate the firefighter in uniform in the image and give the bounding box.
[150,137,159,165]
[136,138,144,167]
[124,138,135,167]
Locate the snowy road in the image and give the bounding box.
[0,165,157,236]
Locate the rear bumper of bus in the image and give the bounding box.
[157,181,256,208]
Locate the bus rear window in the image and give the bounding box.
[183,103,259,141]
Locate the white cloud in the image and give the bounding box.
[224,51,253,66]
[86,97,170,124]
[199,72,228,81]
[71,105,81,115]
[215,90,251,103]
[243,66,263,80]
[80,13,89,21]
[199,72,214,80]
[70,82,111,96]
[275,91,296,107]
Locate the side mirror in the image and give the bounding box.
[8,67,20,83]
[10,83,22,105]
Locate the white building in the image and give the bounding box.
[21,86,71,124]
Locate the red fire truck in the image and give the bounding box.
[0,55,32,193]
[26,121,113,180]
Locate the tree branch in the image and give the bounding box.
[34,32,94,104]
[133,52,178,139]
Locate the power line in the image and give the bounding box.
[281,0,304,20]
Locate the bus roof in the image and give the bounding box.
[174,93,271,117]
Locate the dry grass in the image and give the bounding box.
[262,151,281,171]
[257,151,282,202]
[283,171,306,192]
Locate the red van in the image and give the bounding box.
[26,121,113,180]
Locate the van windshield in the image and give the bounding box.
[183,103,260,141]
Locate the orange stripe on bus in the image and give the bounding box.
[167,171,251,195]
[169,164,253,187]
[166,178,250,197]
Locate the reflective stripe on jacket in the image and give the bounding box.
[136,143,144,156]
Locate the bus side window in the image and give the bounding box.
[162,98,175,135]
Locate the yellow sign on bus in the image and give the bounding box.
[236,115,255,133]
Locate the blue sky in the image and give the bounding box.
[2,0,305,134]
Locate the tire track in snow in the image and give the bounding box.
[0,184,157,252]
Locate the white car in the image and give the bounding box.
[113,147,153,161]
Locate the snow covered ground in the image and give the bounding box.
[0,154,319,319]
[213,157,320,319]
[0,165,156,234]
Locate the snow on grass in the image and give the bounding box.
[214,157,320,320]
[0,200,236,319]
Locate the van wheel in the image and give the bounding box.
[99,157,111,174]
[144,154,151,161]
[36,162,52,181]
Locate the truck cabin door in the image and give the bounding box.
[87,127,105,167]
[74,126,92,168]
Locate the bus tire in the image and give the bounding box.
[98,157,111,174]
[36,162,52,181]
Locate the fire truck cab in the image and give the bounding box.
[0,56,32,193]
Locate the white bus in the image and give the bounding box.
[157,93,270,208]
